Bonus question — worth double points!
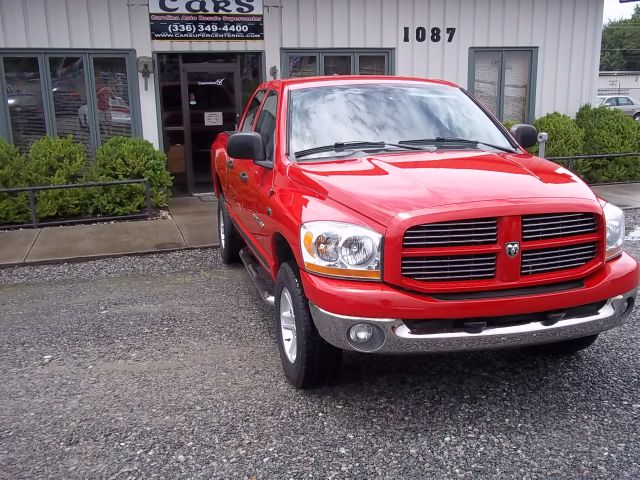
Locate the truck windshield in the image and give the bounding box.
[288,83,515,159]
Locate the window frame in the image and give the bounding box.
[0,48,141,152]
[252,89,278,166]
[281,49,394,78]
[240,88,267,132]
[467,46,538,124]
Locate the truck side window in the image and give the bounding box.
[240,90,265,132]
[254,91,278,163]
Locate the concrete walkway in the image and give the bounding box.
[0,196,218,267]
[591,183,640,209]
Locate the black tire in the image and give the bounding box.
[274,262,342,389]
[634,113,640,121]
[217,197,242,264]
[539,334,599,355]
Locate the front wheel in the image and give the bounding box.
[217,197,242,264]
[274,262,342,389]
[539,334,599,355]
[634,113,640,121]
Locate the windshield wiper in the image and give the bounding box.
[294,141,426,159]
[399,137,518,154]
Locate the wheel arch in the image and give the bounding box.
[272,232,299,275]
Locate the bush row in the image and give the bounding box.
[0,136,173,225]
[504,106,640,183]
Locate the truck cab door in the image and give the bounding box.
[224,90,266,222]
[242,91,278,259]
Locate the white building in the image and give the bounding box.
[0,0,605,192]
[598,71,640,98]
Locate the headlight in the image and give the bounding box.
[603,202,625,260]
[300,221,382,280]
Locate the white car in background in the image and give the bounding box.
[597,95,640,121]
[78,96,131,129]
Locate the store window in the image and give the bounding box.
[0,50,139,153]
[283,50,392,78]
[468,47,538,124]
[2,57,47,152]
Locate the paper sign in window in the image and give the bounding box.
[204,112,223,126]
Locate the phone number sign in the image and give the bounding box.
[149,0,264,41]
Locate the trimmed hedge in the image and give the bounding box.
[0,141,30,224]
[0,136,173,225]
[28,136,89,219]
[573,105,640,183]
[505,107,640,183]
[91,137,173,216]
[530,113,584,158]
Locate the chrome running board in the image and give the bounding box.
[239,247,275,307]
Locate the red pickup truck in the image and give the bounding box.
[211,76,638,389]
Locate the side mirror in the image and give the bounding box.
[227,132,266,162]
[509,124,538,149]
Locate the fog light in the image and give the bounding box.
[349,323,374,344]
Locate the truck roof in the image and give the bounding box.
[260,75,460,90]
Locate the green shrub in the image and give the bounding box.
[575,103,594,126]
[91,137,172,215]
[0,139,30,224]
[573,105,640,182]
[502,119,517,131]
[27,136,89,219]
[530,112,584,158]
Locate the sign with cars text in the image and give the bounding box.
[148,0,264,41]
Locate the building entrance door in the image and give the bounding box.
[181,64,241,193]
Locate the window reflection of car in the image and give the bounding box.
[7,93,41,111]
[597,95,640,120]
[52,86,83,115]
[78,97,131,129]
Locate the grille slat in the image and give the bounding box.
[521,243,597,275]
[522,213,597,241]
[402,254,497,282]
[522,245,596,259]
[403,218,497,248]
[523,256,596,269]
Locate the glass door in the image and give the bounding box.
[181,64,241,193]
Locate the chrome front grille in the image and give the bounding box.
[403,218,497,248]
[521,243,597,276]
[522,213,597,241]
[401,254,497,281]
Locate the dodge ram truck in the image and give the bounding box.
[211,76,638,389]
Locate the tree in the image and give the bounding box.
[600,5,640,71]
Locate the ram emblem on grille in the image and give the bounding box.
[506,242,520,257]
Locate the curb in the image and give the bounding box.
[0,243,220,269]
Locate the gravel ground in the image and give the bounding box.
[1,212,639,480]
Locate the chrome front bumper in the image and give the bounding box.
[309,288,637,353]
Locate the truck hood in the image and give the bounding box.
[288,150,598,226]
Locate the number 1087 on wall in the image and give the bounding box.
[403,27,456,43]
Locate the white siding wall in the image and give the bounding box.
[0,0,604,144]
[598,73,640,97]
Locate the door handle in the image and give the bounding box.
[226,159,234,169]
[239,172,248,183]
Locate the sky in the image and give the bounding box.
[603,0,637,23]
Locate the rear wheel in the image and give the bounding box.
[217,197,242,264]
[274,262,342,389]
[634,112,640,121]
[539,334,599,355]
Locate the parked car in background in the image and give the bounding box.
[51,85,83,115]
[78,96,131,130]
[597,95,640,120]
[212,76,638,389]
